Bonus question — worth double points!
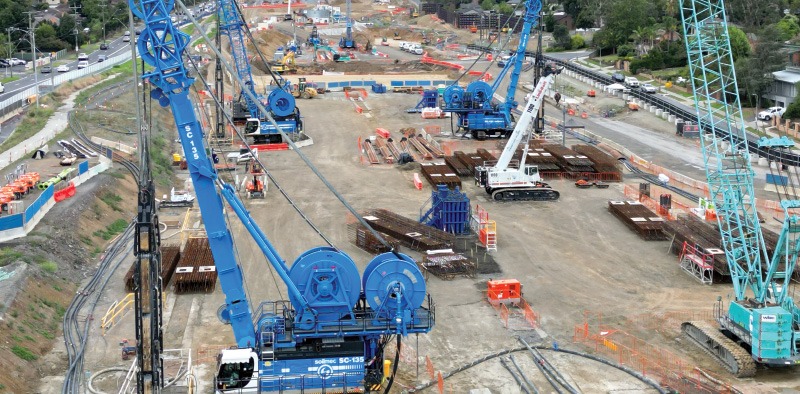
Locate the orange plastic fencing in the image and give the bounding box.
[573,313,736,394]
[437,372,444,394]
[425,355,435,380]
[519,299,540,329]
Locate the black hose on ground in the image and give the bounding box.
[383,335,401,394]
[509,354,539,394]
[402,345,667,394]
[499,357,531,394]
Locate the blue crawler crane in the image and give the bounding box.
[128,0,435,391]
[440,0,541,140]
[218,0,301,143]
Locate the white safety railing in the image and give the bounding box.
[0,51,132,114]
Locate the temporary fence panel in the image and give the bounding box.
[24,184,53,220]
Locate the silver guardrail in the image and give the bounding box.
[0,51,132,115]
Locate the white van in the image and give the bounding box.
[77,60,89,69]
[624,76,640,88]
[409,44,423,55]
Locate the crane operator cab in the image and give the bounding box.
[244,118,261,135]
[216,348,258,392]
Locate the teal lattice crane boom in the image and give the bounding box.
[679,0,800,377]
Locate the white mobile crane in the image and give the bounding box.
[475,64,561,201]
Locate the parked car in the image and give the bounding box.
[40,65,52,73]
[611,72,625,83]
[8,58,26,66]
[641,83,657,93]
[77,60,89,69]
[98,54,107,62]
[758,106,786,121]
[624,76,640,88]
[409,44,424,55]
[56,64,70,72]
[78,53,88,61]
[0,59,10,68]
[100,43,109,50]
[123,35,130,42]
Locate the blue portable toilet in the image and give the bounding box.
[419,185,471,234]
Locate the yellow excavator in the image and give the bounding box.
[291,77,318,99]
[270,50,297,74]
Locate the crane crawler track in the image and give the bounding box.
[491,187,560,201]
[682,321,756,377]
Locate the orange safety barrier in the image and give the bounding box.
[413,173,423,190]
[245,143,289,151]
[375,128,390,138]
[54,182,76,202]
[355,106,363,114]
[486,53,493,61]
[567,108,575,116]
[437,372,444,394]
[581,112,588,118]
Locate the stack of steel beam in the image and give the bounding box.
[444,155,472,176]
[454,151,486,173]
[348,222,401,254]
[543,144,595,173]
[361,208,455,251]
[173,237,218,294]
[124,246,181,292]
[362,139,380,164]
[517,147,562,171]
[476,148,496,163]
[415,136,445,158]
[374,137,395,163]
[572,144,622,176]
[662,216,729,276]
[420,162,462,189]
[420,253,476,280]
[407,136,434,160]
[608,201,667,240]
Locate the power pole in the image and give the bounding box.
[24,12,38,108]
[70,4,81,52]
[100,0,107,43]
[5,29,11,78]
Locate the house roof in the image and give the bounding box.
[773,70,800,84]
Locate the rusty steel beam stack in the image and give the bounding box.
[420,253,476,280]
[362,139,380,164]
[572,144,622,176]
[420,162,462,189]
[444,155,472,177]
[415,136,445,158]
[385,138,402,159]
[454,151,485,173]
[407,136,434,160]
[662,217,729,276]
[124,246,181,292]
[476,148,496,163]
[542,144,595,173]
[173,237,218,294]
[608,201,667,240]
[374,137,395,164]
[362,208,455,251]
[517,147,562,171]
[348,222,401,254]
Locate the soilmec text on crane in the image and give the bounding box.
[129,0,435,392]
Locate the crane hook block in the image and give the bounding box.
[268,89,297,118]
[288,247,361,325]
[362,252,427,316]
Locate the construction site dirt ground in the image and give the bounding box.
[36,90,800,394]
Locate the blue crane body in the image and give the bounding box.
[130,0,434,391]
[441,0,541,140]
[339,0,356,49]
[218,0,302,142]
[679,0,800,376]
